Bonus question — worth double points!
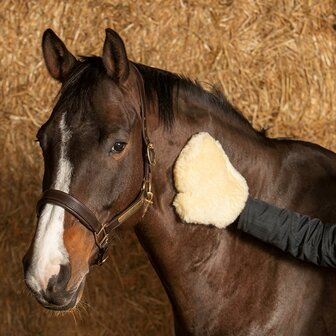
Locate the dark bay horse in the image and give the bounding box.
[23,28,336,335]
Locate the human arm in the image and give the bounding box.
[237,197,336,267]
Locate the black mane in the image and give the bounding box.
[55,56,252,132]
[134,62,253,131]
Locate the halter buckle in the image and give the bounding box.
[147,143,156,166]
[94,224,109,265]
[142,190,154,217]
[94,224,109,250]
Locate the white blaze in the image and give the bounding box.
[27,114,72,290]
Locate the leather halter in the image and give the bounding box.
[36,64,155,265]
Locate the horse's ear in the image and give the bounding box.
[42,29,76,82]
[102,28,130,82]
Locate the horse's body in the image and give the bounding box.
[137,78,336,335]
[23,29,336,335]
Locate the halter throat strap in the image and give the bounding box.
[36,64,155,265]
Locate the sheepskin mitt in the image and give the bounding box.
[173,132,249,228]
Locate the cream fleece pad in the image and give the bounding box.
[173,132,249,228]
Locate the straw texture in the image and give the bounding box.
[1,1,336,335]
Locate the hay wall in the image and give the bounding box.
[1,1,336,335]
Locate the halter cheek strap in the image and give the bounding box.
[36,64,155,265]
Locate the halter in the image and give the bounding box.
[36,64,155,265]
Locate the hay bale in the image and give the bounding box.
[1,0,335,335]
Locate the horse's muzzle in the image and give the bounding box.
[24,262,84,311]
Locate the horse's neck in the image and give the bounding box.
[150,88,273,195]
[135,88,277,331]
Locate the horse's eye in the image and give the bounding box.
[110,142,127,154]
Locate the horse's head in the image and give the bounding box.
[23,29,148,310]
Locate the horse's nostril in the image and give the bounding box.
[22,247,34,275]
[47,263,71,293]
[43,263,72,306]
[22,253,29,274]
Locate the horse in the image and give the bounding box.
[23,28,336,335]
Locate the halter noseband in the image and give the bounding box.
[36,64,155,265]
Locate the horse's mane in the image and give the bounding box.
[134,62,254,132]
[56,56,254,133]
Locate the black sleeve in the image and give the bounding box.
[237,197,336,267]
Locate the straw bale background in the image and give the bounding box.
[1,0,336,335]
